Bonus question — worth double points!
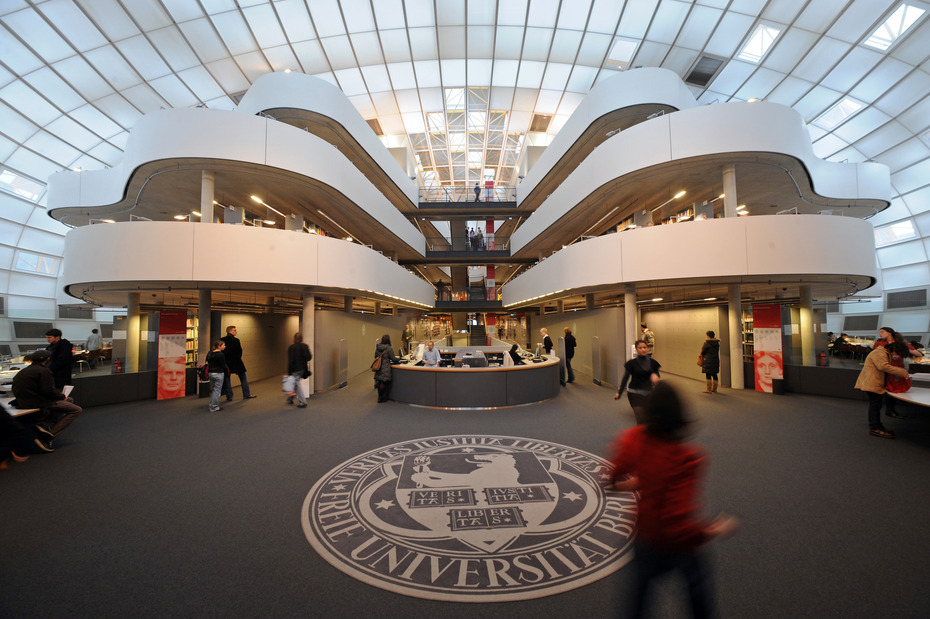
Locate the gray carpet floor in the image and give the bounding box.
[2,372,930,618]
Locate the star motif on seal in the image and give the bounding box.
[460,447,475,453]
[332,484,346,491]
[562,491,583,502]
[375,499,395,510]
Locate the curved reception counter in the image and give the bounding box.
[390,356,561,408]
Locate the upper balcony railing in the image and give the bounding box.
[418,185,518,204]
[426,235,510,253]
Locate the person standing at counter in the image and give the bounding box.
[700,331,720,394]
[286,332,312,408]
[564,327,577,384]
[422,341,441,367]
[540,328,553,355]
[44,328,72,390]
[402,324,414,355]
[855,342,909,439]
[614,340,661,424]
[374,334,400,403]
[86,328,102,369]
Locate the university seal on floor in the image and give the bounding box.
[301,435,635,601]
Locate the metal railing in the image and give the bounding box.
[426,235,510,252]
[418,185,518,203]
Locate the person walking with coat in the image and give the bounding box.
[564,327,577,384]
[286,332,312,408]
[44,328,73,389]
[855,343,909,438]
[374,334,400,403]
[615,340,661,424]
[700,331,720,393]
[221,326,255,400]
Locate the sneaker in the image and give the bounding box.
[34,424,55,439]
[297,403,307,408]
[287,396,294,405]
[869,428,895,439]
[32,437,55,453]
[244,395,257,399]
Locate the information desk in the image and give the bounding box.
[390,351,560,408]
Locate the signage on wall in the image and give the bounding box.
[156,310,188,400]
[752,304,783,393]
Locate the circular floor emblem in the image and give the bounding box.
[301,435,636,602]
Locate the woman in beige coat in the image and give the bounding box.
[855,345,909,438]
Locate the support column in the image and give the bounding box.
[722,164,738,218]
[345,296,353,313]
[303,293,315,395]
[127,292,141,373]
[623,285,637,361]
[198,289,211,364]
[557,299,564,313]
[728,284,744,389]
[200,171,215,223]
[586,294,595,311]
[799,285,815,367]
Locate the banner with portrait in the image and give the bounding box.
[157,310,188,400]
[752,304,783,393]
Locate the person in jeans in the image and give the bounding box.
[607,382,739,618]
[221,326,255,401]
[206,340,227,412]
[286,332,312,408]
[855,342,909,438]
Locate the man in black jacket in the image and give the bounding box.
[221,326,255,400]
[45,328,73,389]
[11,350,82,441]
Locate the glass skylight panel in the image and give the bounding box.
[738,23,781,63]
[426,113,445,133]
[468,151,482,165]
[468,111,486,131]
[0,168,43,202]
[864,3,926,50]
[14,250,58,276]
[450,132,466,152]
[812,97,864,130]
[606,38,638,70]
[920,129,930,147]
[444,88,465,111]
[875,220,918,246]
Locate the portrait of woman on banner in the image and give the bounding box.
[754,350,783,393]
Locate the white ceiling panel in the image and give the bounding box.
[877,138,930,173]
[149,74,198,108]
[242,4,288,48]
[881,263,930,289]
[234,51,273,83]
[576,32,611,66]
[466,26,494,58]
[523,28,555,63]
[91,94,143,128]
[891,158,930,195]
[178,18,231,64]
[0,81,62,126]
[73,0,139,41]
[39,0,108,52]
[81,46,140,93]
[406,0,437,29]
[438,26,467,59]
[631,40,671,68]
[347,93,375,117]
[148,27,201,72]
[413,60,441,88]
[855,121,915,158]
[811,133,848,159]
[69,103,124,139]
[548,29,583,64]
[708,59,756,93]
[586,0,623,36]
[495,26,524,60]
[360,64,392,93]
[160,0,207,22]
[45,115,100,150]
[22,68,84,112]
[408,27,439,61]
[676,5,721,50]
[819,46,884,93]
[794,0,851,33]
[733,66,784,101]
[662,47,699,77]
[275,0,318,42]
[387,62,417,90]
[440,59,466,85]
[466,59,493,86]
[333,67,367,97]
[115,36,171,81]
[884,14,930,65]
[418,86,443,111]
[6,147,64,183]
[534,89,562,115]
[204,58,250,93]
[292,39,331,74]
[557,0,592,31]
[371,91,399,116]
[896,95,930,134]
[212,11,259,56]
[23,131,80,167]
[121,0,173,33]
[261,45,300,73]
[468,0,497,26]
[877,239,927,268]
[647,0,692,45]
[827,0,887,44]
[792,85,842,121]
[372,0,406,30]
[393,88,421,113]
[320,35,358,71]
[540,63,572,91]
[792,36,851,83]
[120,83,168,114]
[516,60,545,89]
[703,11,754,58]
[492,59,519,88]
[874,70,930,117]
[761,28,818,74]
[565,65,597,93]
[379,29,411,63]
[0,27,43,75]
[308,0,347,37]
[342,0,376,32]
[760,0,804,23]
[849,56,913,102]
[833,106,893,144]
[906,186,930,216]
[618,0,660,40]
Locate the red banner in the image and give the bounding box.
[157,310,188,400]
[752,304,783,393]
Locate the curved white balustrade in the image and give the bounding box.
[46,108,426,256]
[516,68,698,202]
[236,72,418,207]
[511,101,890,253]
[61,222,434,308]
[502,215,878,307]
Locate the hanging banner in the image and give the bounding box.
[752,304,783,393]
[157,310,188,400]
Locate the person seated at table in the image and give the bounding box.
[11,350,82,445]
[509,344,525,365]
[422,341,441,367]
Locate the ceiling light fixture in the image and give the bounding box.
[651,191,686,212]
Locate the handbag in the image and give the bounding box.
[885,373,912,393]
[282,374,296,395]
[696,354,704,367]
[370,354,383,372]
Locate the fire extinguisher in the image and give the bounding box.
[114,359,123,374]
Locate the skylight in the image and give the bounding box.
[864,3,926,50]
[0,168,44,202]
[812,97,864,130]
[606,38,638,70]
[874,220,918,247]
[737,24,781,63]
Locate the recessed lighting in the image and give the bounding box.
[173,215,186,220]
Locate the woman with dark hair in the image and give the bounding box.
[287,332,312,408]
[608,382,739,619]
[205,339,227,412]
[614,339,661,423]
[855,340,909,438]
[508,343,523,365]
[374,334,400,403]
[700,331,720,394]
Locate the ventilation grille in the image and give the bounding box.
[685,55,726,87]
[13,321,54,338]
[843,314,879,331]
[366,118,384,136]
[886,289,927,309]
[0,344,11,356]
[59,305,94,319]
[821,301,840,313]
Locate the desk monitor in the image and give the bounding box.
[462,355,488,368]
[413,343,425,362]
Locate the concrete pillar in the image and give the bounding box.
[799,285,815,366]
[303,293,315,395]
[127,292,141,373]
[722,164,738,218]
[200,171,215,223]
[345,296,353,313]
[623,285,637,362]
[198,289,211,364]
[557,299,564,313]
[586,294,595,311]
[728,283,744,389]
